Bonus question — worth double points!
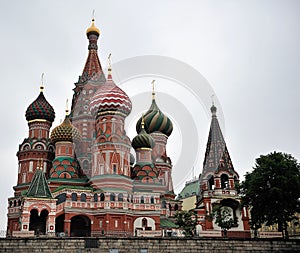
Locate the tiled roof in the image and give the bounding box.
[160,219,179,228]
[177,178,200,199]
[26,168,52,198]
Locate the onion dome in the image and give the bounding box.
[136,88,173,137]
[51,111,82,143]
[89,67,132,117]
[86,18,100,36]
[132,118,155,150]
[25,86,55,122]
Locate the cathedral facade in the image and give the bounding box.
[7,19,180,237]
[7,18,250,238]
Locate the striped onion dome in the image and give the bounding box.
[89,70,132,117]
[136,97,173,137]
[132,121,155,150]
[25,86,55,122]
[50,114,82,143]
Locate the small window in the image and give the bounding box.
[150,196,154,204]
[80,193,86,202]
[118,193,123,201]
[141,196,144,204]
[100,193,105,201]
[113,164,117,174]
[94,194,98,202]
[71,193,78,201]
[110,193,115,201]
[142,218,147,228]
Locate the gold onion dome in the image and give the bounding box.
[25,86,55,122]
[51,113,82,143]
[132,120,155,150]
[86,18,100,36]
[136,98,173,137]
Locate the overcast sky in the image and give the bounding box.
[0,0,299,230]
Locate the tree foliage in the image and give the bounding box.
[174,210,197,237]
[240,152,300,237]
[212,204,235,231]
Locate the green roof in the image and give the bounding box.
[160,219,178,228]
[27,169,52,198]
[177,178,200,200]
[52,185,93,193]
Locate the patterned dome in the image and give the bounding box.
[132,123,155,150]
[51,114,82,143]
[25,87,55,122]
[136,98,173,137]
[89,72,132,117]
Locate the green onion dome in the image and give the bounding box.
[136,98,173,137]
[50,114,82,143]
[25,86,55,122]
[132,121,155,150]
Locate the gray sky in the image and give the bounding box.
[0,0,299,230]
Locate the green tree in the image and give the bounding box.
[174,210,197,237]
[212,204,235,234]
[240,152,300,238]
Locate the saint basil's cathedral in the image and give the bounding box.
[6,19,250,237]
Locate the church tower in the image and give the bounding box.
[70,18,105,177]
[195,104,250,234]
[15,83,55,196]
[136,84,174,196]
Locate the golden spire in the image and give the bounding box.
[40,73,44,93]
[141,114,145,129]
[65,99,69,116]
[151,80,155,100]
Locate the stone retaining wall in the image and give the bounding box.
[0,237,299,253]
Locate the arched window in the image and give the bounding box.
[100,193,105,201]
[93,194,98,202]
[13,200,17,207]
[71,193,78,201]
[140,196,144,204]
[174,204,179,211]
[162,200,166,208]
[80,193,86,202]
[9,201,12,207]
[118,193,123,202]
[169,203,172,211]
[150,196,154,204]
[142,218,147,228]
[221,174,229,189]
[208,175,215,190]
[110,193,115,201]
[18,200,21,206]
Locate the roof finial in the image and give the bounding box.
[211,94,215,106]
[107,53,112,79]
[151,80,155,100]
[141,114,145,129]
[40,73,45,93]
[92,9,95,21]
[65,99,69,116]
[210,94,217,116]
